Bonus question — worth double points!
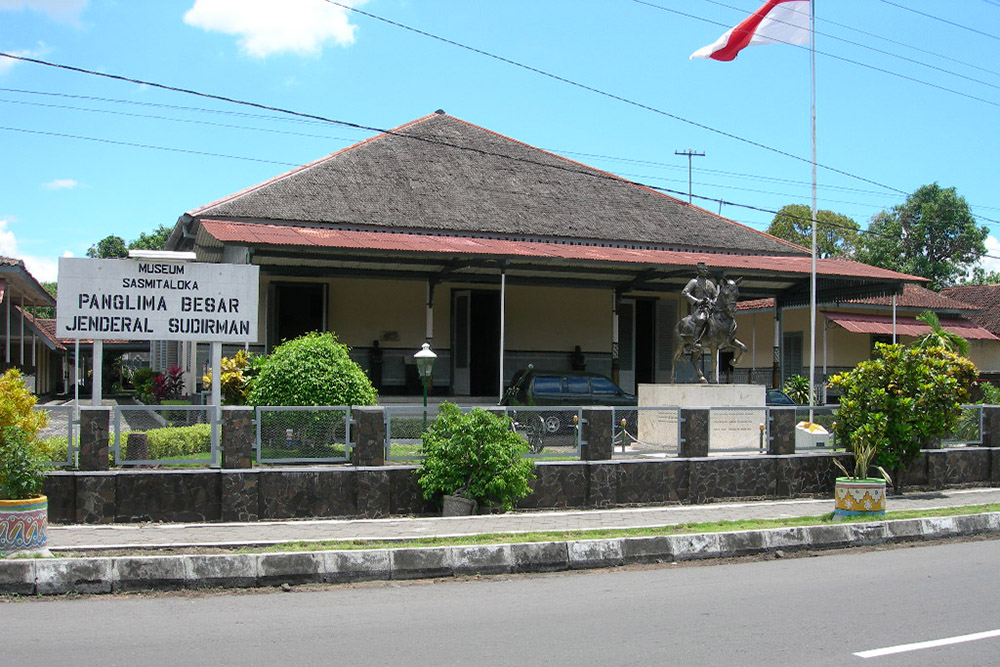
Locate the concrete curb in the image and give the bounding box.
[4,513,998,596]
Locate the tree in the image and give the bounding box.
[26,281,56,319]
[87,235,128,258]
[854,183,987,290]
[913,310,969,357]
[829,343,977,494]
[129,224,172,251]
[766,204,859,257]
[958,266,1000,286]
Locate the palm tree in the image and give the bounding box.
[913,311,970,356]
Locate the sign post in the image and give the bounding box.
[57,257,259,463]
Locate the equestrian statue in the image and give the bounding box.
[671,262,748,384]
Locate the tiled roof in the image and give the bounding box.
[738,283,960,312]
[200,220,917,281]
[824,311,998,340]
[189,112,807,256]
[940,285,1000,335]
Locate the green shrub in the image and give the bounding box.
[829,343,977,493]
[782,374,812,404]
[0,426,46,500]
[248,332,377,407]
[202,349,258,405]
[142,424,212,459]
[0,368,47,439]
[417,403,535,511]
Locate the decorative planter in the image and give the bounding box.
[833,478,886,521]
[442,494,477,516]
[0,495,48,555]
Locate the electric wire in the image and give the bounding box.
[635,1,1000,110]
[320,1,908,195]
[877,0,1000,42]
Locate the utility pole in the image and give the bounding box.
[675,148,705,204]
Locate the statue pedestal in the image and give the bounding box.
[637,384,766,452]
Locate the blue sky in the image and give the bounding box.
[1,0,998,282]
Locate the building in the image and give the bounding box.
[163,111,918,397]
[0,257,63,395]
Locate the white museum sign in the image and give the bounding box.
[56,257,259,342]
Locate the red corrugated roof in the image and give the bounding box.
[200,220,919,281]
[824,311,998,340]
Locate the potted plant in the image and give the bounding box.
[0,368,49,555]
[830,412,891,521]
[417,403,535,515]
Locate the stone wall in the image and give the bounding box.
[44,447,1000,525]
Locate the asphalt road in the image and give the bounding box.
[3,539,998,666]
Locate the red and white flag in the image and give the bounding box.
[690,0,810,62]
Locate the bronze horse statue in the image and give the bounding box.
[671,276,748,384]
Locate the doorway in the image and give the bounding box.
[452,289,501,396]
[271,282,326,348]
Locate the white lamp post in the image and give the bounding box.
[414,342,437,430]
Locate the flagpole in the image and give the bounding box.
[809,0,817,417]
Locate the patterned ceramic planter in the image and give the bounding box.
[833,478,886,521]
[0,495,48,555]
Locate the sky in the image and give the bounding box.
[1,0,999,283]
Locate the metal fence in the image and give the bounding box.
[501,406,583,459]
[942,404,983,447]
[612,406,679,458]
[112,404,217,467]
[34,404,78,467]
[384,404,440,462]
[255,406,351,464]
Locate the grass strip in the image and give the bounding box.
[234,503,1000,554]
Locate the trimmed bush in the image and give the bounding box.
[248,331,377,407]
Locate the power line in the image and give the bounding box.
[320,2,908,195]
[0,126,299,167]
[636,1,1000,110]
[877,0,1000,42]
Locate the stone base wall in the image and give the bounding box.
[44,448,1000,525]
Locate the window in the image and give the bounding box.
[564,376,589,394]
[533,376,561,395]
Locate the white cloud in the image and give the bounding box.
[183,0,363,58]
[979,235,1000,275]
[0,218,66,282]
[0,0,88,23]
[42,178,78,190]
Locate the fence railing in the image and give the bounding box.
[34,404,78,467]
[255,406,351,464]
[112,404,217,467]
[30,401,997,470]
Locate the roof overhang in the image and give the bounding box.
[824,311,999,341]
[193,219,918,305]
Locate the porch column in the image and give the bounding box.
[772,303,782,389]
[19,296,24,365]
[611,289,621,385]
[425,280,434,342]
[499,267,506,400]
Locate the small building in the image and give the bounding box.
[0,257,63,395]
[940,284,1000,380]
[163,111,918,397]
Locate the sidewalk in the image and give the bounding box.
[6,487,997,596]
[49,486,1000,551]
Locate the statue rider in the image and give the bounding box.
[681,262,719,346]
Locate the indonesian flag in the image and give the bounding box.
[690,0,810,61]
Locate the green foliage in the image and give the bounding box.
[959,266,1000,286]
[128,224,172,251]
[248,332,377,407]
[87,234,129,258]
[854,183,987,290]
[0,369,47,440]
[977,381,1000,405]
[0,426,46,500]
[782,374,812,404]
[417,403,535,511]
[766,204,859,257]
[914,310,970,357]
[830,343,977,493]
[203,349,257,405]
[141,424,211,458]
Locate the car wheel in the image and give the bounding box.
[543,414,561,434]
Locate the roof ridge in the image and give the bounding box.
[189,112,445,216]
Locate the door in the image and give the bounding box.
[618,300,635,393]
[452,290,471,395]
